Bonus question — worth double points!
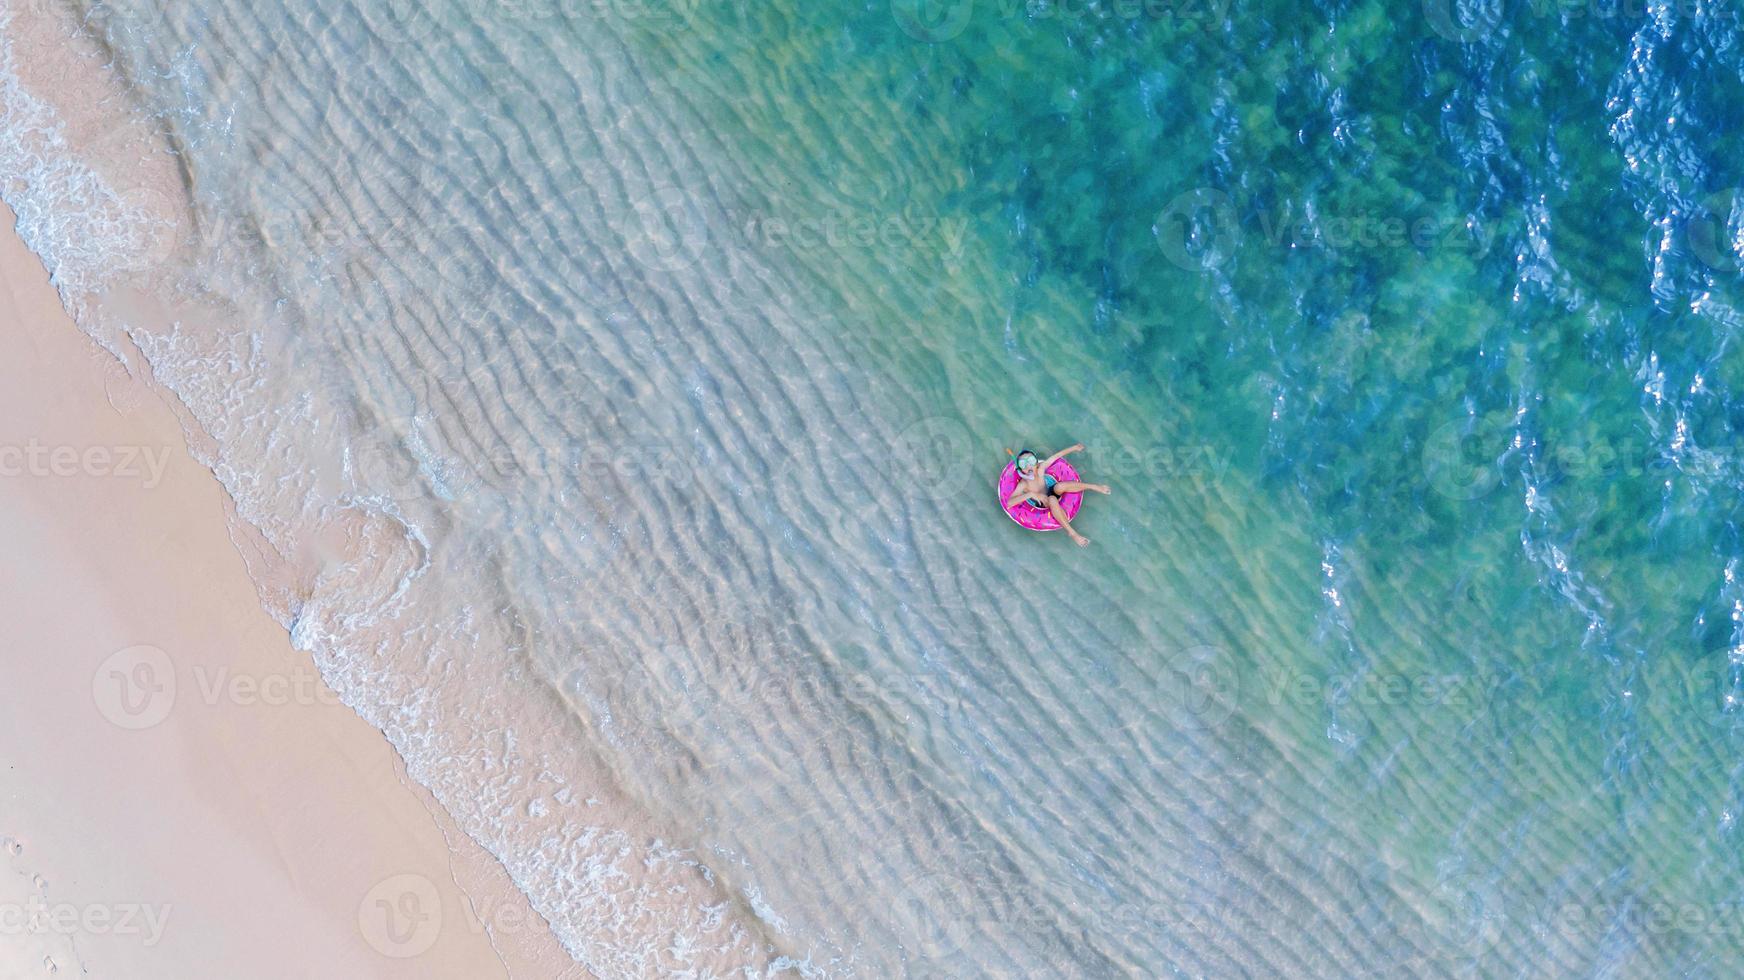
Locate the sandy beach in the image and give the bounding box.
[0,0,792,972]
[0,201,575,977]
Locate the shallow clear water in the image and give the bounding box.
[9,0,1744,974]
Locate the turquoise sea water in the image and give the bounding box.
[9,0,1744,974]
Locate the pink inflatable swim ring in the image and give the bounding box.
[998,457,1083,531]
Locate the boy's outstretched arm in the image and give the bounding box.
[1043,443,1085,468]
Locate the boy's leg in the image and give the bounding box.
[1045,496,1089,547]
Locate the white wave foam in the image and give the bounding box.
[0,9,169,301]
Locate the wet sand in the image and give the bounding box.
[0,200,577,978]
